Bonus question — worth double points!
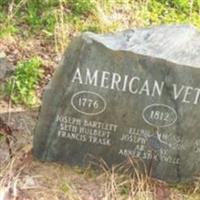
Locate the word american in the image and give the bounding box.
[71,67,200,105]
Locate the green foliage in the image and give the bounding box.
[0,24,18,37]
[0,6,18,37]
[143,0,200,26]
[67,0,95,16]
[20,0,56,32]
[161,0,200,13]
[6,57,43,107]
[25,1,43,26]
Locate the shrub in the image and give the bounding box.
[5,57,43,106]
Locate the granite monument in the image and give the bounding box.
[33,25,200,182]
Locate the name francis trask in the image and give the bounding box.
[71,67,200,105]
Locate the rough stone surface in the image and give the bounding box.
[33,25,200,182]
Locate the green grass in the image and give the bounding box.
[143,0,200,26]
[0,0,200,39]
[67,0,95,16]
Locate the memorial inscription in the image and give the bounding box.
[33,25,200,182]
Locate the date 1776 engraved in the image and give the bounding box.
[71,91,106,116]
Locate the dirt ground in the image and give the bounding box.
[0,100,106,200]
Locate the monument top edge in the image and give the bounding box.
[80,24,200,69]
